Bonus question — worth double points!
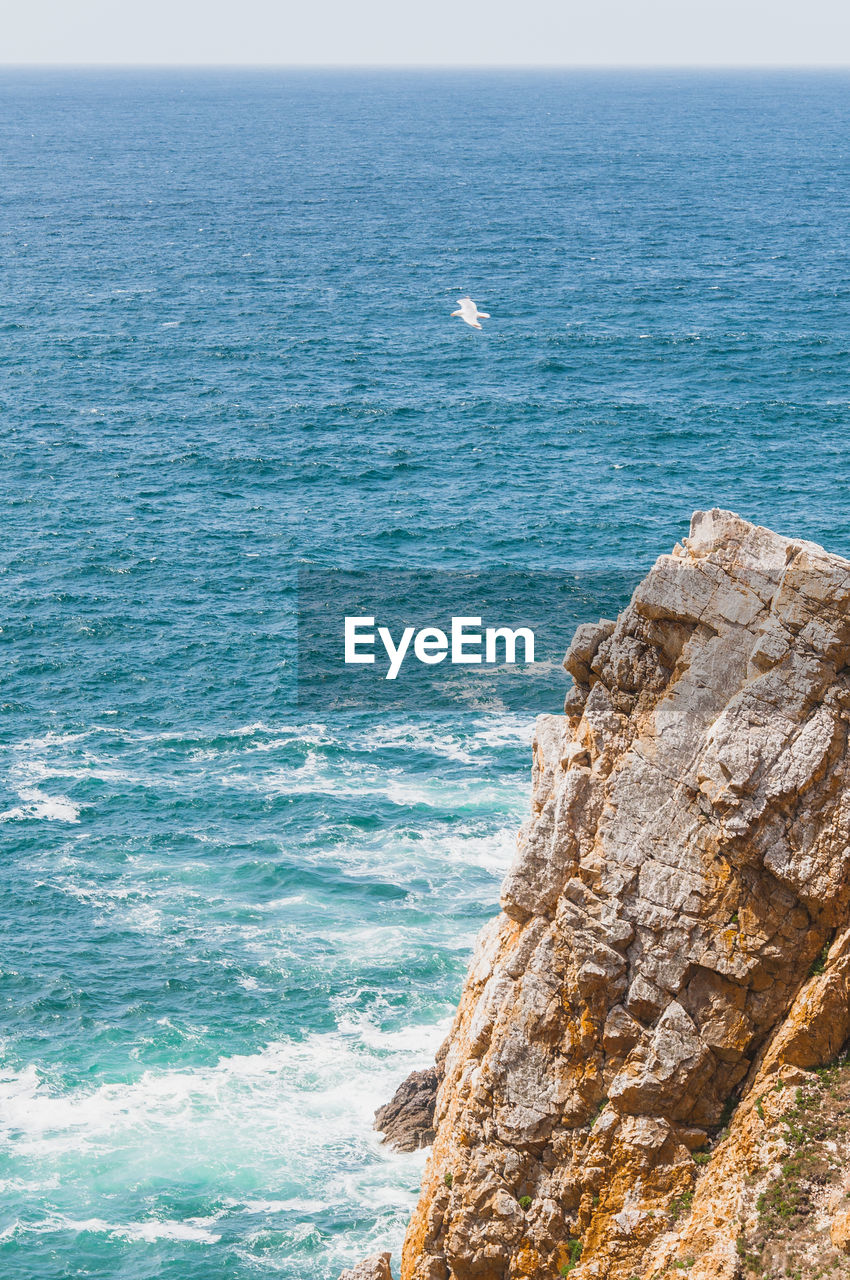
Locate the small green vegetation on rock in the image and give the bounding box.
[669,1190,694,1222]
[717,1093,739,1130]
[733,1055,850,1277]
[808,940,831,977]
[559,1239,583,1275]
[590,1098,607,1128]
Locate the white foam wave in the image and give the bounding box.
[218,753,525,813]
[382,777,518,810]
[0,788,80,823]
[3,746,136,793]
[0,1215,220,1244]
[299,827,517,888]
[360,723,478,762]
[473,714,535,747]
[334,1013,451,1057]
[0,1174,60,1194]
[408,823,519,875]
[114,1218,221,1243]
[0,1026,441,1174]
[234,1196,329,1215]
[10,730,88,751]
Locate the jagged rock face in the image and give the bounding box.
[375,1066,441,1152]
[401,510,850,1280]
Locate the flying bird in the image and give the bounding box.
[451,297,490,330]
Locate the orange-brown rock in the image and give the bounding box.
[396,510,850,1280]
[831,1209,850,1255]
[339,1253,394,1280]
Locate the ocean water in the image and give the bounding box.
[2,69,850,1279]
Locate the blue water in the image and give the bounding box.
[2,69,850,1279]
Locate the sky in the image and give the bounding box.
[2,0,850,67]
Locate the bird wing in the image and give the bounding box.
[458,298,477,320]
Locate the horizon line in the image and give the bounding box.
[2,61,850,72]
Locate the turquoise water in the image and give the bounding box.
[2,69,850,1278]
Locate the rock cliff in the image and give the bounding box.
[349,511,850,1280]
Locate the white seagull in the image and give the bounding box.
[451,297,490,330]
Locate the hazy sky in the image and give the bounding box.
[3,0,850,67]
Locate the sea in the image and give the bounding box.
[1,69,849,1279]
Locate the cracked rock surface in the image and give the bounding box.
[396,510,850,1280]
[375,1065,442,1152]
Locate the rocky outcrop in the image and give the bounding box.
[339,1253,394,1280]
[375,1066,442,1152]
[396,510,850,1280]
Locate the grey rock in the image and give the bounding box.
[563,618,616,684]
[374,1067,440,1152]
